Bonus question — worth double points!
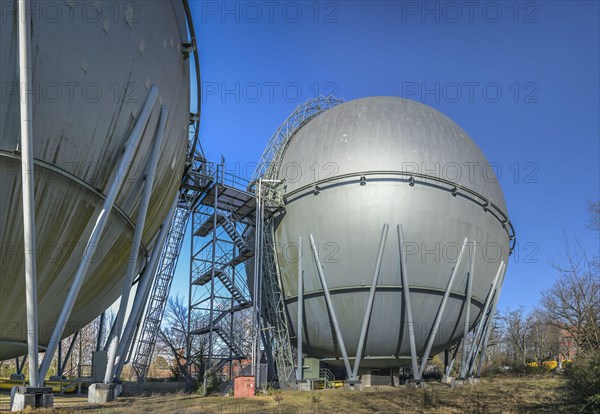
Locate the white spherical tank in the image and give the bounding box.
[270,97,513,369]
[0,1,190,359]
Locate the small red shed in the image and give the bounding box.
[233,375,255,398]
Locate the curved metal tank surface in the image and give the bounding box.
[0,1,189,359]
[272,97,511,368]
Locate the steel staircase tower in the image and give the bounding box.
[189,165,260,386]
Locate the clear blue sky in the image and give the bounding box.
[170,1,600,312]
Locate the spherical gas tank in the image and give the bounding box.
[272,97,511,368]
[0,1,190,359]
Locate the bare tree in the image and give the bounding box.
[158,294,205,391]
[528,309,564,363]
[500,307,533,364]
[541,238,600,353]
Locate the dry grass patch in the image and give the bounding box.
[1,376,569,413]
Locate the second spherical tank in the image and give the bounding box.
[0,1,190,359]
[269,97,511,368]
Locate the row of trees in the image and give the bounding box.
[484,200,599,411]
[492,201,599,366]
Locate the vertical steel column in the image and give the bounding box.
[96,312,105,352]
[18,0,39,388]
[351,224,389,380]
[114,198,179,379]
[397,225,419,378]
[465,260,505,376]
[38,85,158,382]
[186,209,193,384]
[444,350,449,375]
[203,164,219,396]
[256,183,265,390]
[251,179,262,387]
[296,237,303,382]
[460,243,476,378]
[105,105,168,383]
[309,234,353,380]
[417,238,468,379]
[57,341,62,377]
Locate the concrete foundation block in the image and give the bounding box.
[441,375,453,384]
[88,383,117,403]
[451,378,466,388]
[10,386,53,411]
[405,380,428,389]
[114,383,123,397]
[296,381,311,391]
[345,381,363,390]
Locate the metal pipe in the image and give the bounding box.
[352,224,389,380]
[417,238,468,379]
[460,242,476,378]
[466,261,504,376]
[397,225,419,379]
[18,0,40,388]
[296,237,303,382]
[309,234,353,380]
[38,85,159,381]
[106,105,168,383]
[114,197,179,379]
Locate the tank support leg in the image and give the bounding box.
[474,264,507,377]
[18,0,40,389]
[105,105,168,384]
[115,197,179,380]
[445,342,460,377]
[96,312,105,352]
[38,85,159,382]
[60,331,79,377]
[351,224,389,380]
[460,243,477,378]
[416,238,468,380]
[16,355,26,376]
[296,237,304,382]
[397,225,419,380]
[309,234,353,380]
[465,260,505,377]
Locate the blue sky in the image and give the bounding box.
[169,1,600,312]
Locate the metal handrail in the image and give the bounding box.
[284,170,516,253]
